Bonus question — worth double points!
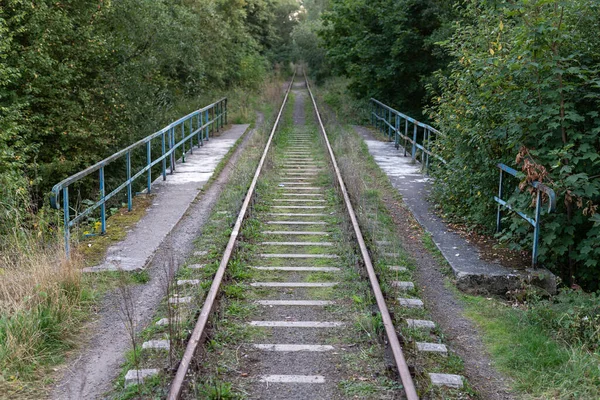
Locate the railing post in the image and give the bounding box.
[181,123,186,163]
[169,128,174,174]
[411,124,417,162]
[424,129,430,172]
[532,190,542,268]
[404,118,408,157]
[126,151,132,211]
[63,187,70,257]
[386,110,392,141]
[395,114,400,149]
[146,141,152,193]
[496,169,504,232]
[99,166,106,234]
[199,112,204,146]
[225,99,228,125]
[205,109,210,141]
[189,118,194,154]
[215,101,221,132]
[162,132,167,180]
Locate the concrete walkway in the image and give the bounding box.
[353,126,555,295]
[84,124,249,272]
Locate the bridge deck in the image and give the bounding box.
[83,124,249,272]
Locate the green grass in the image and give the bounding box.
[463,295,600,399]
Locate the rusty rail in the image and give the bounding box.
[167,72,296,399]
[304,72,419,400]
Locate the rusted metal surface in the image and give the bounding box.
[304,73,419,400]
[167,73,296,400]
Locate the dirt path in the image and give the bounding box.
[50,114,263,400]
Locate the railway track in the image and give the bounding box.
[167,71,418,399]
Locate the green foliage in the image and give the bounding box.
[319,0,455,117]
[0,0,298,248]
[429,0,600,288]
[464,293,600,398]
[527,289,600,353]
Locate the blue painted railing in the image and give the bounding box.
[494,163,556,268]
[50,98,227,256]
[369,99,557,268]
[370,98,446,171]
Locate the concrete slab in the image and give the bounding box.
[429,373,463,388]
[253,344,334,352]
[354,126,556,295]
[83,124,249,272]
[124,369,159,386]
[176,279,200,286]
[398,298,424,308]
[168,296,192,304]
[249,321,344,328]
[406,319,436,330]
[256,300,334,306]
[260,254,338,259]
[260,375,325,383]
[392,281,415,291]
[417,342,447,354]
[252,266,340,272]
[141,340,170,351]
[250,282,338,288]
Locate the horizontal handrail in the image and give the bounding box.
[494,163,557,267]
[370,98,446,170]
[50,98,228,256]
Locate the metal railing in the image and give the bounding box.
[50,98,227,257]
[370,98,446,170]
[494,163,556,268]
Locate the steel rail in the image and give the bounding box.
[304,73,419,400]
[167,72,296,400]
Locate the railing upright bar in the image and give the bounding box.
[146,141,152,193]
[395,114,400,149]
[411,124,417,162]
[171,127,176,172]
[126,151,132,211]
[496,169,503,232]
[169,128,174,174]
[162,132,167,180]
[225,99,228,125]
[63,187,70,257]
[189,118,194,154]
[199,112,204,146]
[424,128,430,172]
[404,118,408,157]
[389,109,393,140]
[532,190,543,268]
[181,123,186,163]
[205,109,209,141]
[99,166,106,234]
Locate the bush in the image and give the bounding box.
[528,289,600,352]
[429,0,600,289]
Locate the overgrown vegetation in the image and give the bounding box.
[463,291,600,398]
[298,0,600,289]
[0,0,299,243]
